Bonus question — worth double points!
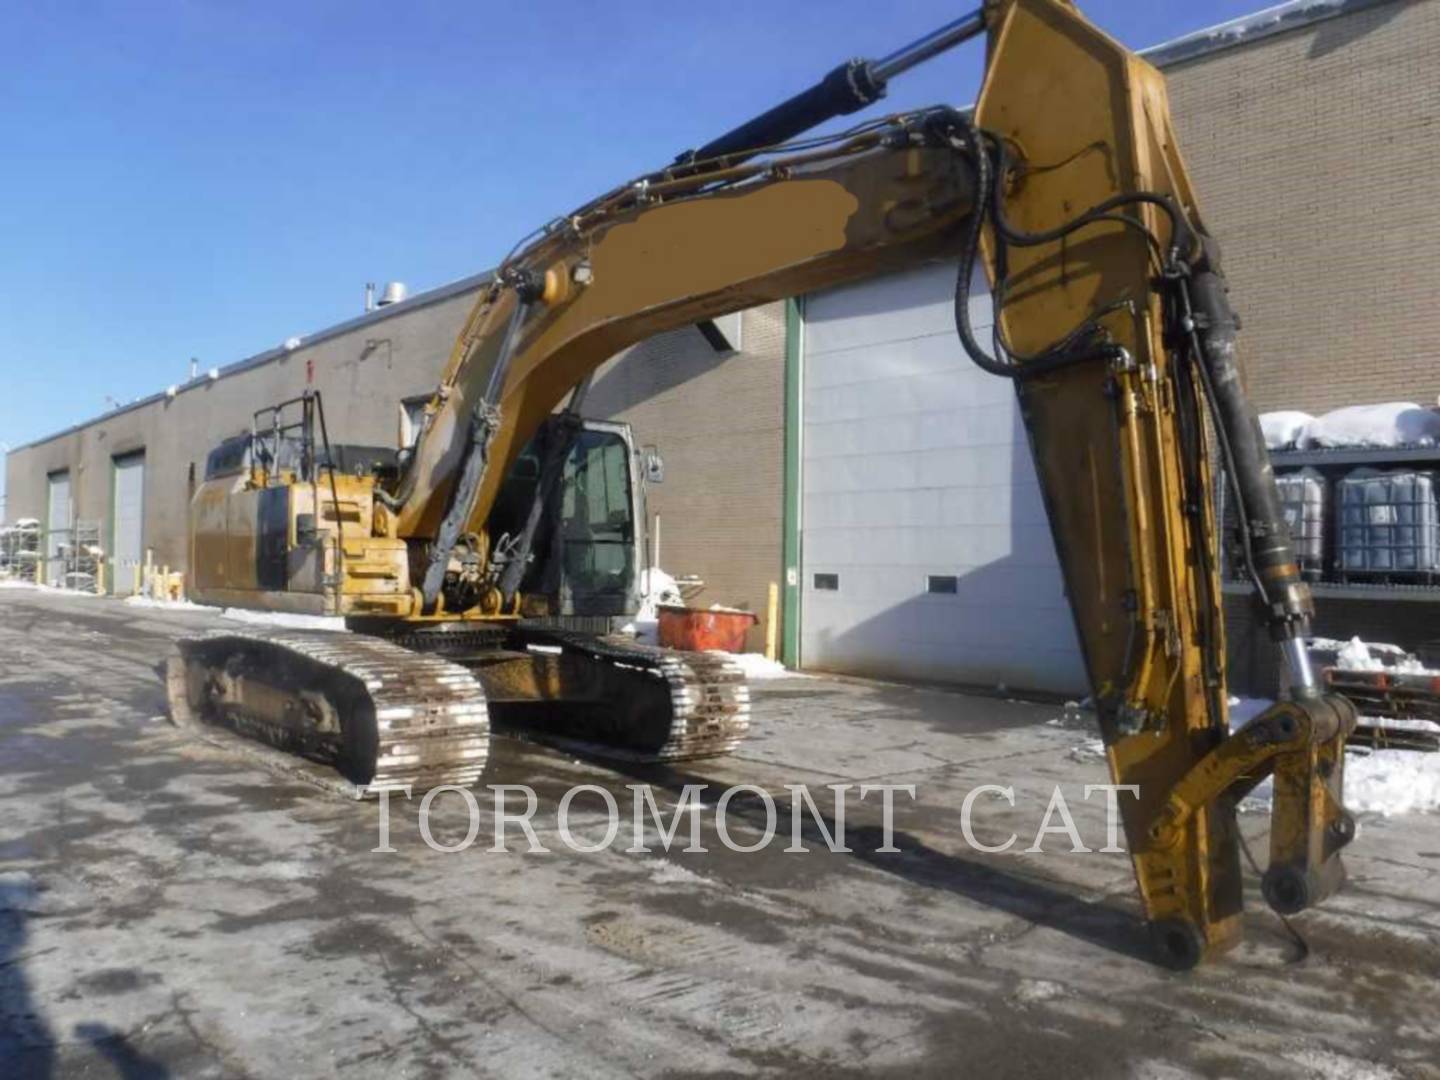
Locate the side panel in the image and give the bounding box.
[225,488,261,595]
[190,475,239,597]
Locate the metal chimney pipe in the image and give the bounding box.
[364,282,377,312]
[189,357,198,380]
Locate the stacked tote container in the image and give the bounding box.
[1275,468,1326,581]
[1336,469,1440,582]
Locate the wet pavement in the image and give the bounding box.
[1,587,1437,1078]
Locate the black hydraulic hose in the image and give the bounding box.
[942,111,1179,381]
[985,134,1195,261]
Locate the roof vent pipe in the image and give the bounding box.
[378,281,408,307]
[189,357,198,380]
[364,282,377,312]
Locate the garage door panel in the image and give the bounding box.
[801,262,1086,695]
[804,406,1023,459]
[803,621,1085,695]
[807,485,1054,531]
[805,369,1011,427]
[805,263,991,355]
[804,330,1004,397]
[806,489,947,530]
[805,524,1025,568]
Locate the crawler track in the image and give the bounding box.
[390,623,751,762]
[167,627,490,798]
[519,628,751,761]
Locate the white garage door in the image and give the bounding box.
[799,262,1087,696]
[112,453,145,595]
[46,471,71,587]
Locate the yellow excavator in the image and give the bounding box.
[168,0,1356,968]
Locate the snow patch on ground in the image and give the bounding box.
[121,594,347,631]
[1283,1048,1401,1080]
[1067,694,1440,818]
[647,860,704,886]
[0,579,99,597]
[716,652,805,680]
[1067,738,1106,763]
[1240,744,1440,818]
[124,595,207,611]
[1013,979,1066,1005]
[1340,748,1440,817]
[220,608,348,632]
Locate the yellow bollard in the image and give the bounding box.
[765,581,779,662]
[132,562,142,596]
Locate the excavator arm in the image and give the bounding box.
[382,0,1354,966]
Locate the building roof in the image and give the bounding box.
[9,269,494,453]
[1142,0,1398,68]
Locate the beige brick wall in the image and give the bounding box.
[586,305,787,652]
[5,287,480,577]
[1164,0,1440,415]
[1163,0,1440,693]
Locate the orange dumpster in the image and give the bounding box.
[658,605,758,653]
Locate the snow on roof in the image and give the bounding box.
[1142,0,1399,68]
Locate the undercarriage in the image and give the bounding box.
[166,621,750,796]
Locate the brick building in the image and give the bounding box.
[5,0,1436,692]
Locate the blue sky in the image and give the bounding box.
[0,0,1266,493]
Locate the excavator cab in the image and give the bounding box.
[486,416,648,620]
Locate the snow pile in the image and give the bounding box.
[623,567,682,645]
[719,652,806,680]
[1260,411,1315,450]
[1337,636,1385,672]
[1229,695,1440,817]
[1349,747,1440,815]
[1242,745,1440,818]
[1331,636,1437,676]
[1307,403,1440,449]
